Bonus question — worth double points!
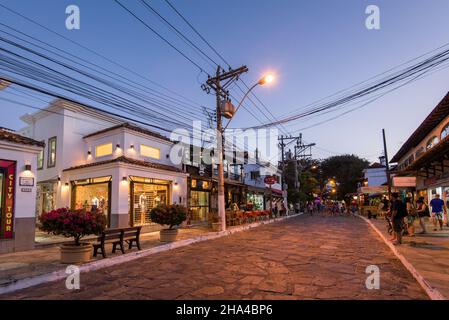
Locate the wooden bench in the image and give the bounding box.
[93,226,142,258]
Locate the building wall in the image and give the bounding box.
[364,167,387,187]
[397,113,449,167]
[0,142,41,253]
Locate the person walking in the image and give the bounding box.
[416,197,429,234]
[430,194,446,231]
[390,193,408,245]
[405,197,416,237]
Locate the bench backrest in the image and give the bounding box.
[98,226,142,241]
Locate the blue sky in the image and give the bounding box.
[1,0,449,162]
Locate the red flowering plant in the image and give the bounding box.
[150,204,187,230]
[39,208,107,246]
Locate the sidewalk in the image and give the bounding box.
[0,227,209,288]
[368,217,449,299]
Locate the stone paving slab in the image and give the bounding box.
[0,227,209,288]
[369,217,449,299]
[0,215,428,300]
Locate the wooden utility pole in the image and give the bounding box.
[204,66,248,231]
[383,128,392,199]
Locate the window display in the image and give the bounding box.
[132,180,169,226]
[72,176,111,225]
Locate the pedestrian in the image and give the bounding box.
[390,193,408,245]
[416,197,430,234]
[405,197,416,237]
[430,194,446,231]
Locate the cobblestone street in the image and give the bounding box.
[0,215,428,300]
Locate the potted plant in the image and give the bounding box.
[39,208,106,264]
[209,211,222,232]
[150,204,187,242]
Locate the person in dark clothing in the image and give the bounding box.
[390,193,407,245]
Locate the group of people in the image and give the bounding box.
[382,193,448,245]
[304,200,359,217]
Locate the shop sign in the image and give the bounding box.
[19,177,34,187]
[1,160,16,239]
[264,175,277,185]
[392,177,416,187]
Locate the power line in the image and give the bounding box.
[0,2,204,108]
[140,0,219,69]
[164,0,232,68]
[114,0,209,75]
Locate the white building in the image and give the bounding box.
[0,128,43,253]
[19,99,188,236]
[362,163,387,187]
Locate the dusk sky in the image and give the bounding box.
[1,0,449,162]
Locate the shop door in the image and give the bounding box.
[190,191,209,223]
[132,183,169,226]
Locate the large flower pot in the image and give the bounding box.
[211,222,222,232]
[160,229,178,242]
[60,243,92,264]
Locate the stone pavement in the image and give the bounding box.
[370,217,449,299]
[0,227,209,288]
[0,215,427,300]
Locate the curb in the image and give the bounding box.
[0,213,301,296]
[358,215,445,300]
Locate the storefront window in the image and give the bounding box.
[131,178,169,226]
[247,193,264,210]
[190,191,209,222]
[72,176,111,225]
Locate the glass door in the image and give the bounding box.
[132,182,169,226]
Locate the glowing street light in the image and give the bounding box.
[258,74,274,85]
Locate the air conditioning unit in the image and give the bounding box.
[220,100,235,119]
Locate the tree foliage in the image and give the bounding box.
[320,155,369,199]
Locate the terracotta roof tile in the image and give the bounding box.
[63,156,182,173]
[83,123,172,142]
[0,129,45,148]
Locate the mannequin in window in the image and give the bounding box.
[91,196,99,211]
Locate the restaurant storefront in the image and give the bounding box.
[247,187,266,210]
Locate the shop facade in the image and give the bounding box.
[62,157,187,233]
[0,129,44,253]
[391,92,449,214]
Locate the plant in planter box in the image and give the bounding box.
[150,204,187,242]
[39,208,106,264]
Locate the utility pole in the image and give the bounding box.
[382,128,392,199]
[204,65,249,231]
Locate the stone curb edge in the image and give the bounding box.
[358,215,445,300]
[0,213,302,296]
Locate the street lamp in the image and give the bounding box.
[217,74,274,231]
